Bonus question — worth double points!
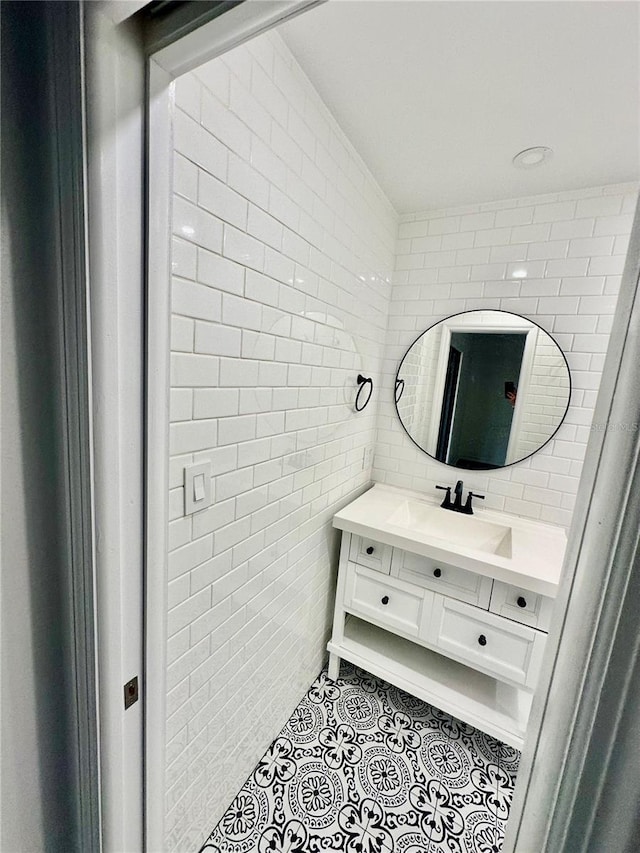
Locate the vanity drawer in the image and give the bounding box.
[425,595,546,689]
[489,581,554,632]
[349,535,392,574]
[344,563,426,637]
[391,550,492,608]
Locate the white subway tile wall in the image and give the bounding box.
[376,183,638,525]
[165,31,396,850]
[513,332,570,462]
[396,324,442,449]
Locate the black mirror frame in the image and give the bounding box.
[394,309,573,470]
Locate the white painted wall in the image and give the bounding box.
[163,30,396,849]
[376,183,638,525]
[1,6,77,848]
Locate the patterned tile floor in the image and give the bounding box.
[200,663,520,853]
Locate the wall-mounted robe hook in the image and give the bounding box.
[355,374,373,411]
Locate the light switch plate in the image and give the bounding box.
[184,462,213,515]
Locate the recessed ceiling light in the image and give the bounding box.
[512,146,554,169]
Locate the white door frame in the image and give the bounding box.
[86,3,323,850]
[84,8,147,851]
[504,326,536,465]
[504,199,640,852]
[85,0,640,849]
[428,318,535,463]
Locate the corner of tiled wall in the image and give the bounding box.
[375,183,639,526]
[165,29,398,849]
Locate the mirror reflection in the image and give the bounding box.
[395,311,571,469]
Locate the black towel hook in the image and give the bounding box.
[355,374,373,412]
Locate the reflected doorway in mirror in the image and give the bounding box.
[395,310,571,470]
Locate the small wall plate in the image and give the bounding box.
[184,461,213,515]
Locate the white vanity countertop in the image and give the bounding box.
[334,484,567,597]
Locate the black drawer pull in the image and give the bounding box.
[381,595,389,605]
[517,596,527,608]
[433,568,442,578]
[478,634,487,647]
[366,546,374,555]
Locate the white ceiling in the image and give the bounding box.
[279,1,640,214]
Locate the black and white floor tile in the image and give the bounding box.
[200,663,520,853]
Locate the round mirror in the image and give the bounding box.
[395,310,571,470]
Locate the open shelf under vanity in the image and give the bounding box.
[329,615,532,749]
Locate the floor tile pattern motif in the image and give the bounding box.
[200,664,519,853]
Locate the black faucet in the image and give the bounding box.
[462,490,485,514]
[436,481,485,515]
[453,480,464,511]
[435,484,453,509]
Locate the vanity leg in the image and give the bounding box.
[328,652,340,681]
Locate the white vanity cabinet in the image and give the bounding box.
[328,486,566,749]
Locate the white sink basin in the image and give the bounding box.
[387,500,513,558]
[333,484,567,596]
